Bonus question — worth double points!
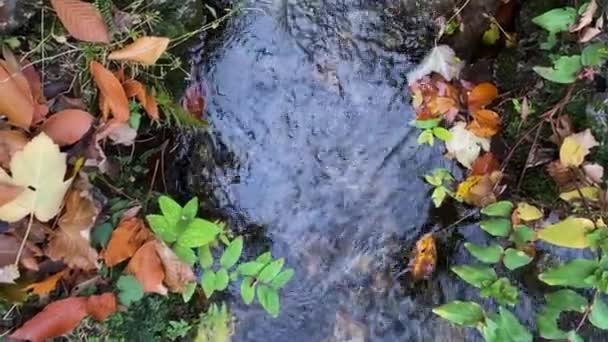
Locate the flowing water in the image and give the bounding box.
[171,1,597,341]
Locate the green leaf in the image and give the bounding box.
[567,331,584,342]
[158,195,183,227]
[238,261,265,276]
[146,214,178,243]
[546,289,587,312]
[590,297,608,329]
[181,197,199,221]
[538,217,594,248]
[417,130,435,146]
[451,265,497,288]
[270,269,294,289]
[257,284,280,318]
[414,119,440,129]
[482,23,500,46]
[198,245,214,269]
[258,258,285,283]
[432,301,484,326]
[464,243,503,263]
[539,259,598,288]
[256,252,272,265]
[533,55,582,84]
[201,270,216,298]
[220,237,243,269]
[173,243,197,265]
[480,218,512,237]
[117,275,144,306]
[129,112,142,130]
[91,223,113,248]
[496,307,532,342]
[481,201,513,217]
[510,225,536,247]
[479,278,518,306]
[178,218,222,247]
[215,268,230,291]
[582,43,608,67]
[503,248,533,270]
[433,127,452,141]
[532,7,577,49]
[537,309,565,340]
[240,277,256,304]
[182,282,196,303]
[431,187,448,208]
[424,174,442,187]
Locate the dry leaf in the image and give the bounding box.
[470,153,500,176]
[547,160,576,190]
[153,240,195,293]
[408,234,436,280]
[560,129,599,167]
[571,0,597,32]
[50,0,110,43]
[549,115,574,145]
[467,82,498,112]
[580,26,602,42]
[0,264,20,283]
[46,229,99,270]
[427,96,457,117]
[583,163,604,184]
[0,133,72,222]
[108,36,170,65]
[406,45,464,84]
[90,61,130,123]
[457,171,503,207]
[0,130,28,168]
[123,79,159,120]
[0,234,33,266]
[560,186,600,202]
[467,109,501,138]
[0,182,24,207]
[182,82,207,120]
[107,123,137,146]
[27,270,65,296]
[127,241,167,294]
[58,189,99,234]
[41,109,94,146]
[103,217,153,267]
[445,122,491,169]
[85,292,117,321]
[0,62,34,128]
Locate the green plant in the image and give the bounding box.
[146,196,295,317]
[414,119,452,146]
[194,303,232,342]
[167,319,193,341]
[424,168,455,207]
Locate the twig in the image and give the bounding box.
[516,121,544,191]
[432,209,479,234]
[14,213,34,265]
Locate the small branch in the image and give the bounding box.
[14,213,35,265]
[516,121,544,191]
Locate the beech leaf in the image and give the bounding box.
[0,61,34,128]
[153,240,196,293]
[123,80,159,120]
[41,110,94,146]
[90,61,130,123]
[103,217,153,266]
[50,0,110,43]
[109,36,170,65]
[126,240,167,295]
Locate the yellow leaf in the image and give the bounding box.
[538,217,595,248]
[408,234,436,280]
[482,23,500,45]
[27,271,65,295]
[0,133,72,222]
[560,187,600,202]
[517,202,543,221]
[560,130,599,167]
[108,36,170,65]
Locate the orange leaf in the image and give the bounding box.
[103,217,153,267]
[90,61,130,123]
[457,171,503,207]
[86,293,117,321]
[0,130,28,168]
[408,234,436,280]
[41,110,94,146]
[127,241,167,294]
[467,109,501,137]
[182,83,207,120]
[153,240,195,293]
[58,189,99,234]
[470,152,500,176]
[427,96,457,116]
[108,36,170,65]
[467,82,498,112]
[10,296,88,342]
[27,270,66,296]
[50,0,110,43]
[0,182,24,207]
[0,62,34,128]
[123,80,159,120]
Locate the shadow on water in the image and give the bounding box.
[165,1,607,341]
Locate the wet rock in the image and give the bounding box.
[0,0,38,34]
[333,311,367,342]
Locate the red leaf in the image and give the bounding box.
[50,0,110,43]
[41,109,94,146]
[470,153,500,176]
[123,80,159,120]
[90,61,130,123]
[86,293,117,321]
[126,240,167,294]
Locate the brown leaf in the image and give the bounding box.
[58,189,99,234]
[102,217,153,267]
[50,0,110,43]
[86,293,117,321]
[470,152,500,176]
[123,80,159,120]
[580,27,602,43]
[0,234,33,267]
[0,130,28,168]
[90,61,130,123]
[46,229,99,270]
[108,36,170,65]
[153,240,195,293]
[584,163,604,184]
[457,171,503,207]
[27,270,65,296]
[41,110,94,146]
[182,83,207,120]
[408,234,436,280]
[549,115,574,145]
[467,82,498,112]
[0,182,24,207]
[467,109,501,137]
[547,160,576,191]
[106,122,137,146]
[0,62,34,128]
[571,0,597,32]
[127,241,167,294]
[10,296,88,342]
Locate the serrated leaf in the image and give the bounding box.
[198,245,213,269]
[257,284,280,318]
[432,301,484,326]
[214,268,229,291]
[270,269,294,289]
[201,270,216,298]
[116,275,144,306]
[539,259,598,288]
[220,237,243,269]
[538,217,594,248]
[451,265,497,288]
[464,243,503,263]
[158,195,182,227]
[503,248,532,270]
[590,296,608,329]
[50,0,110,43]
[481,201,514,217]
[238,261,265,276]
[258,259,285,283]
[109,37,170,65]
[533,55,582,84]
[178,218,221,247]
[480,218,512,237]
[146,214,177,243]
[241,277,255,304]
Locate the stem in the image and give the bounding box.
[14,213,34,265]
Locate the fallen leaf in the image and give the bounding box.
[109,36,170,65]
[467,109,501,138]
[41,110,94,146]
[103,217,153,267]
[0,130,28,168]
[446,122,491,169]
[90,61,130,123]
[467,83,498,112]
[470,153,500,176]
[406,45,464,85]
[427,96,458,117]
[50,0,110,43]
[86,292,117,321]
[560,187,601,202]
[0,62,34,128]
[580,26,602,42]
[560,129,599,167]
[123,80,159,120]
[0,234,35,267]
[457,171,503,207]
[0,264,20,283]
[107,122,137,146]
[182,82,207,120]
[58,188,99,234]
[408,234,436,280]
[46,229,99,270]
[583,163,604,183]
[549,115,574,145]
[27,270,65,295]
[0,133,72,222]
[126,241,167,294]
[516,203,543,221]
[153,240,195,293]
[538,217,594,248]
[570,0,597,32]
[547,161,576,190]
